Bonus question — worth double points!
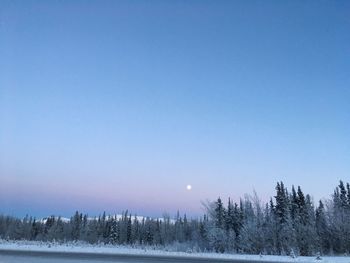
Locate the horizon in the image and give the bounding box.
[0,179,346,220]
[1,1,349,219]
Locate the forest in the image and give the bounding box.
[1,180,350,256]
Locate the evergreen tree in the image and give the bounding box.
[339,181,347,208]
[232,202,242,239]
[127,215,132,244]
[275,182,288,224]
[347,183,350,207]
[109,218,118,244]
[30,219,40,240]
[290,186,298,222]
[316,200,329,253]
[225,198,234,231]
[132,216,140,245]
[71,211,82,241]
[274,182,295,255]
[214,197,225,229]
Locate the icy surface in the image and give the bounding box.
[0,240,350,262]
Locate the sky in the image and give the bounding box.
[0,0,349,219]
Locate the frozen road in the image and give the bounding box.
[0,250,291,263]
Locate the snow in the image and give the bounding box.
[39,217,70,224]
[0,240,349,262]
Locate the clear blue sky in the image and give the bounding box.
[1,0,349,218]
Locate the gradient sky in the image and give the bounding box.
[1,0,349,218]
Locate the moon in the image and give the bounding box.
[186,184,192,190]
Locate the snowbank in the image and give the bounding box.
[0,240,349,262]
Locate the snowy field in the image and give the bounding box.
[0,240,350,263]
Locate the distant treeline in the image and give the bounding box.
[1,180,350,256]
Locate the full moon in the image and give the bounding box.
[186,184,192,190]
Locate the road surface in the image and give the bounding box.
[0,249,290,263]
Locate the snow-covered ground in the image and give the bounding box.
[0,240,349,263]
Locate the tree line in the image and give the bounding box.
[1,180,350,256]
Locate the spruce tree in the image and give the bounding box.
[274,182,295,255]
[127,215,132,244]
[347,183,350,207]
[71,211,82,241]
[225,198,234,232]
[290,186,298,222]
[109,218,118,245]
[214,197,225,229]
[316,200,329,253]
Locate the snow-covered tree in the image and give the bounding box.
[109,218,118,244]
